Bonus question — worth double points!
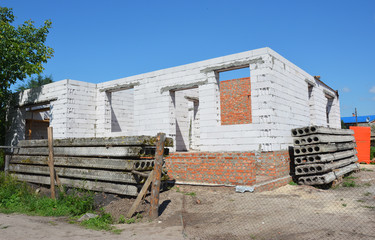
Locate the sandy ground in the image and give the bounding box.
[0,214,184,240]
[1,164,375,240]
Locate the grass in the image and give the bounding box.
[362,205,375,210]
[361,168,374,172]
[0,172,116,232]
[288,180,298,186]
[342,180,357,188]
[364,192,372,196]
[370,146,375,160]
[174,186,196,196]
[343,176,357,180]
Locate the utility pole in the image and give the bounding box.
[355,108,358,126]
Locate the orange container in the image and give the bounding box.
[350,126,371,164]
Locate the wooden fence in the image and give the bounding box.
[5,135,172,196]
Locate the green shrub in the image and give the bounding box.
[370,146,375,160]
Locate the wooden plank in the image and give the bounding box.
[127,171,154,218]
[11,174,138,196]
[149,133,166,219]
[10,155,155,171]
[13,146,144,157]
[9,164,149,184]
[48,127,56,199]
[17,136,173,148]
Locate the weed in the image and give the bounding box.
[118,213,142,224]
[81,213,114,231]
[173,186,196,197]
[118,215,126,224]
[364,192,372,196]
[362,206,375,210]
[357,199,365,203]
[288,181,297,186]
[342,204,347,207]
[342,180,356,187]
[125,218,136,224]
[361,168,374,172]
[184,192,196,197]
[363,183,371,187]
[343,176,357,180]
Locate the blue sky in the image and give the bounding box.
[2,0,375,117]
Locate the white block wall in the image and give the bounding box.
[7,47,341,152]
[65,80,97,138]
[6,80,69,145]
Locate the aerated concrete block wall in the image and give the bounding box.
[65,80,97,138]
[6,80,69,145]
[7,48,340,154]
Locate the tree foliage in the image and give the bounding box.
[15,74,53,92]
[0,6,54,145]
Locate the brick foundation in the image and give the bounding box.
[255,151,290,178]
[165,150,290,190]
[220,77,252,125]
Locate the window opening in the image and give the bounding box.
[25,104,50,140]
[170,88,199,152]
[109,88,134,133]
[218,67,251,125]
[325,95,334,127]
[308,84,314,124]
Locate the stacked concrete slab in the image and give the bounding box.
[8,136,172,196]
[291,126,359,185]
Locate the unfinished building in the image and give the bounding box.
[6,47,341,190]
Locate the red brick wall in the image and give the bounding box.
[220,77,252,125]
[165,150,290,186]
[165,152,256,185]
[255,151,290,178]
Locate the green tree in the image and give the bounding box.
[15,74,53,92]
[0,6,54,145]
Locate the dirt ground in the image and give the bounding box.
[1,164,374,240]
